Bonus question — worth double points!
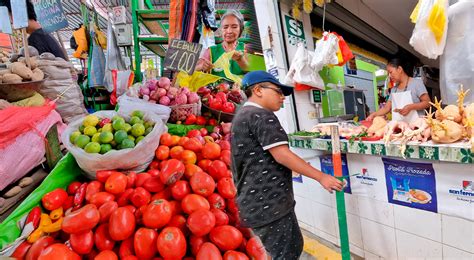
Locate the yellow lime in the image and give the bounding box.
[114,130,128,144]
[83,115,100,127]
[112,115,124,122]
[121,139,135,149]
[99,131,114,144]
[70,131,81,143]
[144,121,154,129]
[128,135,136,142]
[74,135,90,148]
[84,126,97,137]
[131,123,145,137]
[112,118,126,131]
[135,136,145,144]
[102,123,113,132]
[91,133,101,143]
[100,144,113,154]
[131,110,145,119]
[129,116,143,126]
[124,123,132,133]
[84,142,101,153]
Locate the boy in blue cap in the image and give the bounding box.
[231,71,343,259]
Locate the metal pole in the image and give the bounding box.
[131,0,142,82]
[330,124,350,260]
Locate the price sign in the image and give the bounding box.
[311,89,322,103]
[11,0,28,29]
[0,7,12,34]
[32,0,68,33]
[164,39,202,75]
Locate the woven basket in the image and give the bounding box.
[169,100,202,122]
[0,76,48,102]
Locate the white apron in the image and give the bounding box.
[391,90,419,123]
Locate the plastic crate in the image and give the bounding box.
[169,100,202,122]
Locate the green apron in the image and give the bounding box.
[209,42,245,80]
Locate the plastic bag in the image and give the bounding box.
[72,26,88,59]
[333,32,354,66]
[409,0,448,59]
[110,70,135,106]
[61,110,167,178]
[89,23,106,87]
[104,19,130,93]
[285,43,324,89]
[212,50,242,85]
[176,71,223,92]
[312,32,339,68]
[117,94,171,124]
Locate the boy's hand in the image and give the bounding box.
[319,174,343,193]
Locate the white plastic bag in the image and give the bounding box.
[409,0,448,59]
[117,95,171,124]
[284,44,324,88]
[312,32,339,68]
[440,0,474,105]
[104,19,130,92]
[61,110,167,178]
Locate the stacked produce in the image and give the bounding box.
[10,128,267,259]
[69,110,153,154]
[197,83,244,115]
[0,56,44,84]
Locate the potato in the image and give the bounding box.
[19,177,33,187]
[10,62,33,80]
[0,75,3,84]
[4,186,22,198]
[2,73,22,83]
[31,68,44,81]
[0,69,10,76]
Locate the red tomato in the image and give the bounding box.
[85,181,103,202]
[149,160,160,170]
[84,248,98,260]
[181,194,210,214]
[105,172,128,194]
[217,177,237,199]
[187,209,216,237]
[202,142,221,160]
[184,164,204,179]
[90,192,115,207]
[246,237,267,260]
[134,228,158,259]
[62,196,74,210]
[95,223,115,251]
[170,146,184,160]
[208,118,218,126]
[142,176,165,193]
[200,127,208,136]
[117,188,134,207]
[135,172,151,187]
[211,208,229,226]
[215,92,227,102]
[147,169,160,177]
[170,135,181,146]
[25,236,55,260]
[171,180,191,200]
[207,193,226,210]
[62,204,100,234]
[95,250,118,260]
[226,198,239,214]
[220,150,232,167]
[109,207,136,241]
[178,136,190,147]
[70,230,94,255]
[210,225,243,251]
[130,187,151,208]
[207,160,230,181]
[152,187,172,201]
[160,159,185,185]
[122,256,139,260]
[222,102,236,113]
[143,199,172,229]
[183,138,203,153]
[186,129,202,138]
[184,114,197,125]
[127,172,137,188]
[167,215,187,233]
[67,182,82,195]
[160,133,173,146]
[223,250,249,260]
[169,200,182,216]
[134,205,147,226]
[196,116,207,126]
[98,201,118,223]
[96,170,119,183]
[196,242,222,260]
[197,159,212,171]
[37,244,80,260]
[156,227,186,259]
[190,235,208,256]
[155,145,170,160]
[123,205,136,214]
[190,172,216,197]
[42,188,68,211]
[119,237,135,258]
[209,99,223,111]
[181,150,197,164]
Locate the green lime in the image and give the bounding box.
[83,115,100,127]
[102,123,113,132]
[79,125,85,133]
[91,133,101,143]
[84,126,97,137]
[124,123,132,133]
[128,135,136,142]
[145,126,153,136]
[74,135,90,148]
[112,115,124,122]
[112,118,126,131]
[131,123,145,137]
[100,144,113,154]
[144,121,154,129]
[135,136,145,144]
[99,131,114,143]
[84,142,101,153]
[110,140,117,148]
[131,110,144,119]
[121,139,135,149]
[70,131,81,143]
[129,116,142,126]
[114,130,128,144]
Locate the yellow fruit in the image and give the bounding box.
[70,131,81,143]
[75,135,90,148]
[99,131,114,144]
[102,123,113,132]
[84,142,101,153]
[83,126,97,137]
[131,123,145,137]
[91,133,101,143]
[83,115,100,127]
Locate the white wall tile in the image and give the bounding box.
[314,229,339,247]
[358,196,395,227]
[393,205,442,242]
[307,178,333,207]
[396,230,443,259]
[344,193,359,216]
[295,195,312,226]
[364,250,382,260]
[350,244,365,259]
[334,211,363,248]
[442,215,474,253]
[360,218,398,259]
[443,245,474,260]
[309,202,337,237]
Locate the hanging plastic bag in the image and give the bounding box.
[333,32,354,66]
[312,32,339,68]
[212,50,242,84]
[88,23,106,87]
[104,18,129,93]
[61,110,167,178]
[199,26,216,56]
[409,0,448,59]
[176,71,223,92]
[284,43,324,89]
[110,69,135,106]
[72,26,88,59]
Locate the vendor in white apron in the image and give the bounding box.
[367,58,431,123]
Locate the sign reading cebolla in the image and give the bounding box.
[164,39,203,75]
[31,0,68,33]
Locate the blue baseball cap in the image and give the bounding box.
[241,71,294,96]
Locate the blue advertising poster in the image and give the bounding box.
[383,158,437,213]
[292,172,303,183]
[320,154,352,194]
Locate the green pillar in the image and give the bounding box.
[131,0,142,82]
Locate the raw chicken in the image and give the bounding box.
[462,103,474,151]
[383,121,409,145]
[367,116,387,137]
[407,117,431,142]
[430,97,463,123]
[426,108,464,144]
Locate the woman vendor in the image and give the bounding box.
[195,9,249,81]
[367,58,431,123]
